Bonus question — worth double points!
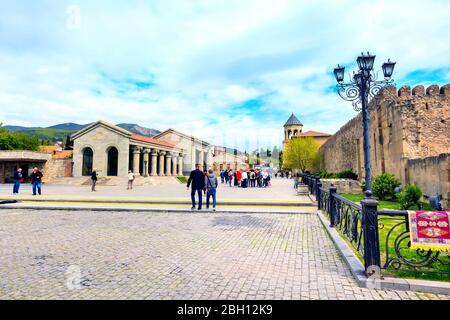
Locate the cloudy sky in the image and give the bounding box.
[1,0,449,151]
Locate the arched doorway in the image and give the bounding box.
[82,147,93,176]
[107,147,119,176]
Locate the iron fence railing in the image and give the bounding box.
[304,173,450,277]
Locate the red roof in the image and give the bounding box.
[299,130,332,137]
[130,134,175,148]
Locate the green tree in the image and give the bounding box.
[282,137,320,172]
[0,124,40,151]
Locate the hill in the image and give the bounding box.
[4,122,160,143]
[117,123,160,137]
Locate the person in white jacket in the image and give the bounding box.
[127,170,135,190]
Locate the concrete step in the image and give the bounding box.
[48,176,181,186]
[106,176,180,186]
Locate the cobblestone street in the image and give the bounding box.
[0,209,448,300]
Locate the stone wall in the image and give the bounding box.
[405,153,450,209]
[320,84,450,200]
[43,159,73,183]
[320,179,362,194]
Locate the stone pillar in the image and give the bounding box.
[158,151,166,176]
[178,154,184,176]
[132,146,141,176]
[172,154,178,177]
[143,148,150,177]
[166,153,172,176]
[150,149,158,176]
[198,149,204,170]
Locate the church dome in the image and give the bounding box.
[284,113,303,127]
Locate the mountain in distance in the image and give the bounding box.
[4,122,160,142]
[117,123,160,137]
[46,122,88,131]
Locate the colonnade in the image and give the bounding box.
[131,146,183,176]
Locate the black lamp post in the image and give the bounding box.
[332,52,396,193]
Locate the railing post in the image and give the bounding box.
[329,187,337,227]
[360,191,381,273]
[317,182,322,209]
[315,176,320,197]
[311,177,316,196]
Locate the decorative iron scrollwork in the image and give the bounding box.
[380,215,450,274]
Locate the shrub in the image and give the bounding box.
[372,173,401,200]
[316,170,336,179]
[336,168,358,180]
[398,184,423,210]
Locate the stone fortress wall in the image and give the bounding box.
[320,83,450,208]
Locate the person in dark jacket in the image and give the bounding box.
[91,169,98,191]
[30,167,43,196]
[187,164,205,210]
[13,167,23,194]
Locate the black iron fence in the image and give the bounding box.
[301,173,449,276]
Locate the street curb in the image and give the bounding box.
[0,204,317,215]
[0,197,315,207]
[317,211,450,295]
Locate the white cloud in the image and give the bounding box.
[0,0,449,151]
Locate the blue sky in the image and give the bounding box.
[0,0,449,151]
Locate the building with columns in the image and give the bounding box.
[71,120,227,178]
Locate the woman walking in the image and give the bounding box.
[91,168,98,192]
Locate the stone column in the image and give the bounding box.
[132,146,141,176]
[178,154,184,176]
[143,148,150,177]
[165,152,172,176]
[172,154,178,177]
[150,149,158,176]
[158,151,166,176]
[198,149,204,170]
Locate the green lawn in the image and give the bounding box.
[338,193,450,282]
[176,176,188,184]
[340,193,433,211]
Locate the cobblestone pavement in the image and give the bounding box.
[0,209,448,300]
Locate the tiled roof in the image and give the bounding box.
[130,134,175,148]
[51,150,73,159]
[299,130,332,137]
[284,113,303,126]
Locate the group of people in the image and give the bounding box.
[219,169,271,188]
[11,165,275,213]
[12,167,44,195]
[185,166,274,211]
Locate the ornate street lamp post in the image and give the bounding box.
[333,52,396,193]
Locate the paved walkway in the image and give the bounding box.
[0,178,302,201]
[0,209,448,300]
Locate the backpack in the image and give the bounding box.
[250,172,255,179]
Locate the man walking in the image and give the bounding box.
[91,168,98,192]
[30,167,43,196]
[127,170,135,190]
[187,164,205,210]
[205,169,218,211]
[13,167,22,194]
